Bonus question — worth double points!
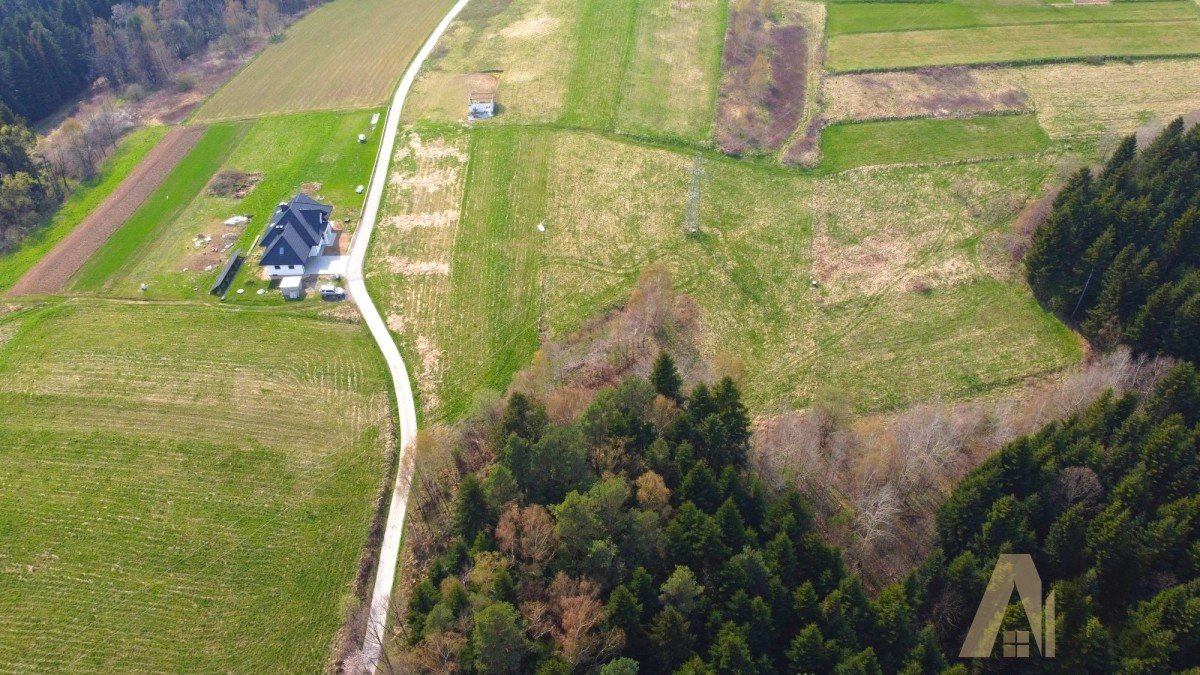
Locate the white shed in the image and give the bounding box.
[468,92,496,120]
[280,275,304,300]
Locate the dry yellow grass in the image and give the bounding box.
[370,127,470,414]
[823,69,1030,122]
[192,0,454,121]
[811,158,1052,303]
[995,60,1200,140]
[401,0,581,124]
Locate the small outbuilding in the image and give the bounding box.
[280,275,304,300]
[468,92,496,120]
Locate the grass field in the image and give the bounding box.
[374,121,1080,415]
[0,301,388,671]
[614,0,727,142]
[819,115,1052,172]
[560,0,641,129]
[191,0,455,121]
[402,0,583,124]
[0,127,168,294]
[1002,60,1200,141]
[827,0,1200,36]
[70,124,245,293]
[71,111,380,299]
[827,6,1200,71]
[367,124,548,422]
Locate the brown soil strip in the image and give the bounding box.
[8,126,206,296]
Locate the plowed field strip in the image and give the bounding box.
[7,127,205,296]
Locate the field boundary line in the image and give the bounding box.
[345,0,473,671]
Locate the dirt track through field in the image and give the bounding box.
[8,126,205,296]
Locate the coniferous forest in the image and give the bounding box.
[1026,118,1200,362]
[394,352,1200,673]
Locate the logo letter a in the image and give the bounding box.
[959,554,1055,658]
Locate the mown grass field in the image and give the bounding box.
[560,0,641,129]
[819,114,1052,172]
[827,0,1200,35]
[0,127,167,294]
[826,0,1200,71]
[0,301,388,671]
[72,111,380,299]
[191,0,455,121]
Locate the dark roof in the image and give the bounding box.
[259,193,331,266]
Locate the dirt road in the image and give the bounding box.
[8,126,206,296]
[345,0,473,671]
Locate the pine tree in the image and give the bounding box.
[651,352,683,401]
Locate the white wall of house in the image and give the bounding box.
[266,264,305,277]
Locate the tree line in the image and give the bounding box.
[1,0,322,123]
[0,102,58,250]
[1026,118,1200,362]
[394,354,1200,673]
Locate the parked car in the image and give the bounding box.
[320,285,346,301]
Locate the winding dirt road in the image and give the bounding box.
[345,0,473,670]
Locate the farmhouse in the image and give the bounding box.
[259,194,335,278]
[468,92,495,120]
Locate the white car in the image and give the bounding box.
[319,285,346,301]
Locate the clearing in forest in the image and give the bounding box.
[0,301,388,671]
[192,0,455,121]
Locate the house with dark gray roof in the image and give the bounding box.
[259,193,335,278]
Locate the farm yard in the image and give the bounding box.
[66,111,380,300]
[0,301,389,671]
[191,0,455,121]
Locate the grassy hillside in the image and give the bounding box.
[0,301,388,671]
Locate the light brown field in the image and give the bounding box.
[810,158,1053,303]
[823,68,1030,122]
[192,0,455,121]
[371,127,470,414]
[401,0,581,124]
[1002,60,1200,140]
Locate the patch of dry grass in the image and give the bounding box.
[369,126,471,415]
[401,0,581,124]
[811,158,1053,303]
[823,68,1030,122]
[193,0,454,121]
[1002,59,1200,140]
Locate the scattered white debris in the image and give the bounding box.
[358,134,367,143]
[370,113,380,127]
[237,288,245,294]
[317,195,325,201]
[537,221,546,232]
[139,283,148,292]
[223,215,249,226]
[356,185,365,194]
[257,288,266,295]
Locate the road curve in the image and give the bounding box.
[345,0,472,670]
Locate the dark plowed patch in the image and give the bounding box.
[8,126,206,296]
